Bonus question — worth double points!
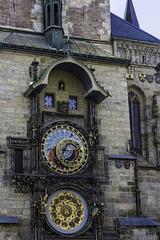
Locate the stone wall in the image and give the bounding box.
[118,227,158,240]
[127,64,159,164]
[138,169,160,221]
[94,63,130,155]
[0,0,43,32]
[102,158,136,238]
[0,0,111,41]
[0,225,19,240]
[0,51,52,240]
[62,0,111,41]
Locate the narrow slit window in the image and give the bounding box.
[47,5,51,27]
[54,3,59,25]
[128,91,141,154]
[15,149,23,173]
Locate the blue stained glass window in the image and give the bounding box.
[128,91,141,154]
[69,97,77,110]
[45,94,54,107]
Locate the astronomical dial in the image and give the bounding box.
[41,124,89,175]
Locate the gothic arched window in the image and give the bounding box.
[47,5,51,27]
[128,91,142,154]
[54,3,59,25]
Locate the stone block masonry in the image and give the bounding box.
[63,0,111,40]
[0,0,43,32]
[0,0,111,40]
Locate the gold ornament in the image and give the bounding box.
[49,192,85,230]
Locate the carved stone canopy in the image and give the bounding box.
[24,56,110,103]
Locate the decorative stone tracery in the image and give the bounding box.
[116,41,160,65]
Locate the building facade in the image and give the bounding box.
[0,0,160,239]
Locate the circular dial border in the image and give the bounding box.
[41,124,89,175]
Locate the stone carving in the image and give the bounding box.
[29,58,39,83]
[31,123,42,142]
[32,201,39,219]
[153,119,160,145]
[124,160,130,169]
[155,64,160,83]
[89,128,100,147]
[57,100,69,114]
[59,81,65,91]
[116,42,160,65]
[7,136,30,148]
[126,66,134,80]
[155,63,160,73]
[116,160,122,169]
[40,194,48,217]
[155,74,160,83]
[92,202,107,240]
[139,74,146,82]
[152,94,160,118]
[11,175,31,193]
[146,74,154,83]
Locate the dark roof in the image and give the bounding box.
[0,30,131,64]
[111,13,160,44]
[0,31,114,58]
[124,0,140,28]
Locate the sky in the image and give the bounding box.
[110,0,160,40]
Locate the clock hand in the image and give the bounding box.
[62,143,69,155]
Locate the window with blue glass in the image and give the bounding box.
[45,94,54,108]
[69,97,77,110]
[128,91,141,154]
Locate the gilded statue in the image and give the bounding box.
[40,194,48,216]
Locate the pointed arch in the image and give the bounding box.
[54,3,59,25]
[47,4,51,27]
[128,85,146,155]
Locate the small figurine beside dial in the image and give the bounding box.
[41,124,89,175]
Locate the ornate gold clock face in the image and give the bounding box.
[41,124,89,175]
[46,190,88,235]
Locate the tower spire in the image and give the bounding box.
[124,0,140,28]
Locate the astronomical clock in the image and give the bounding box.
[36,121,94,238]
[10,54,108,239]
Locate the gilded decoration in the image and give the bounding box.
[49,192,85,230]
